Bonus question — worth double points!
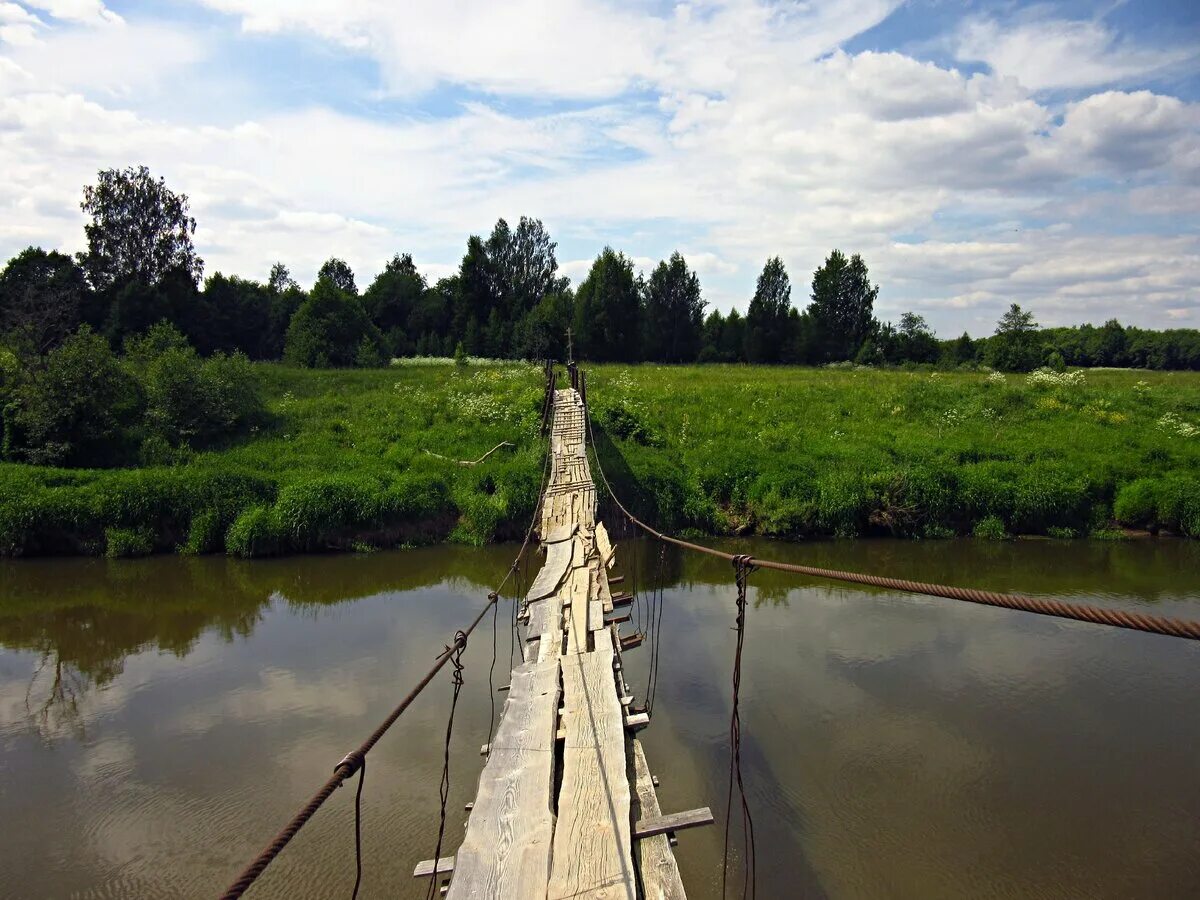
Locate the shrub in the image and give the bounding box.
[284,280,382,368]
[1157,475,1200,536]
[973,515,1009,540]
[5,326,142,466]
[105,526,154,558]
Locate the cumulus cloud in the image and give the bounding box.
[0,0,1196,328]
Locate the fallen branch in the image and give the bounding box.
[423,441,513,467]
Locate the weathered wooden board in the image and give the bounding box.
[447,658,561,900]
[547,639,637,900]
[526,539,573,603]
[629,739,687,900]
[596,522,614,569]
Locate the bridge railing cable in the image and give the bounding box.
[220,364,558,900]
[581,373,1200,643]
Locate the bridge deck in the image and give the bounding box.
[444,387,685,899]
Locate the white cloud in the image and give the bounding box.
[955,13,1195,92]
[0,1,1197,330]
[21,0,121,26]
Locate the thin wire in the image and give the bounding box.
[426,634,466,900]
[487,599,498,755]
[722,556,757,900]
[350,758,366,900]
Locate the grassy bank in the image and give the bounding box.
[0,363,546,557]
[587,365,1200,540]
[2,363,1198,558]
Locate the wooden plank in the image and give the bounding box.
[448,658,561,900]
[565,566,590,655]
[526,539,573,603]
[414,856,455,877]
[625,712,650,730]
[595,522,614,568]
[634,809,714,839]
[545,523,577,544]
[596,567,614,614]
[628,739,687,900]
[548,640,637,900]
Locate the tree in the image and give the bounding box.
[267,263,297,294]
[363,253,426,357]
[641,252,705,362]
[453,236,497,354]
[573,248,640,361]
[745,257,792,363]
[892,312,939,364]
[315,258,357,295]
[988,303,1043,372]
[193,273,272,358]
[0,248,92,366]
[807,250,878,362]
[1095,318,1127,367]
[79,166,202,293]
[486,217,567,321]
[284,279,380,368]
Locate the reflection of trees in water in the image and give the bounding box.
[0,545,517,734]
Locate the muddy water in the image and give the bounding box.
[1,538,1198,898]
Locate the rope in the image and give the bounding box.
[581,386,1200,643]
[220,367,559,900]
[722,555,757,900]
[426,632,467,900]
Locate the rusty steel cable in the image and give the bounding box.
[220,368,559,900]
[582,389,1200,643]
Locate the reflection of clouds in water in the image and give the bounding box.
[170,666,371,737]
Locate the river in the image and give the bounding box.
[1,537,1198,898]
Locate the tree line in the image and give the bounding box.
[3,165,1200,376]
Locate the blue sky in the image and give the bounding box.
[1,0,1197,334]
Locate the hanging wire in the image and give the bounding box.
[426,632,467,900]
[487,595,498,756]
[350,757,366,899]
[722,556,757,900]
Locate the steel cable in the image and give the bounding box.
[581,384,1200,642]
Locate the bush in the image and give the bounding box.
[5,326,142,466]
[284,280,382,368]
[105,526,154,558]
[973,515,1009,540]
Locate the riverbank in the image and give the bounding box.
[1,363,1198,557]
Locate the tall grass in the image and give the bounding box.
[587,365,1200,540]
[1,364,546,557]
[3,363,1198,558]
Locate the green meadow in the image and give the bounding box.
[2,362,1199,558]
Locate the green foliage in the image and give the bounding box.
[988,304,1043,372]
[5,326,142,466]
[574,248,641,362]
[808,250,878,362]
[642,252,705,362]
[1114,479,1159,528]
[225,505,287,558]
[745,256,792,364]
[973,515,1010,541]
[105,526,154,558]
[284,279,381,368]
[0,247,92,364]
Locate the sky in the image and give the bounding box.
[0,0,1198,335]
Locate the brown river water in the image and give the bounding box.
[1,537,1198,899]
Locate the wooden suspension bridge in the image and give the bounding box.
[221,360,1200,900]
[415,378,710,898]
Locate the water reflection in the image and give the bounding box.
[1,538,1199,898]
